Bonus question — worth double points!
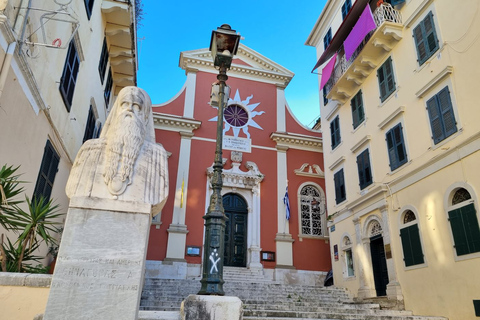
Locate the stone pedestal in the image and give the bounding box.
[181,295,242,320]
[43,197,151,320]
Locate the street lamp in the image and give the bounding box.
[198,24,241,296]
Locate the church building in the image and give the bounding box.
[146,44,331,283]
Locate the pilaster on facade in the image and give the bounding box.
[165,224,189,262]
[270,132,323,153]
[275,233,295,268]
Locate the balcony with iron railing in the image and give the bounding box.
[325,3,403,103]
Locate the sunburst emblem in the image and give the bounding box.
[209,89,265,139]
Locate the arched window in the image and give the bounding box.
[299,184,326,237]
[399,210,425,267]
[342,235,354,277]
[447,188,480,256]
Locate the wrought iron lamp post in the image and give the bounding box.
[198,24,241,296]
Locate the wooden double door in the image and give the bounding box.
[223,193,248,267]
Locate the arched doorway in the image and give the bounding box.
[223,193,248,267]
[368,220,389,297]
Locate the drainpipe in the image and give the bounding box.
[0,42,17,99]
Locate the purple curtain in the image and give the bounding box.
[344,4,376,61]
[320,53,337,90]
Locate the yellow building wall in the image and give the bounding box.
[0,285,49,320]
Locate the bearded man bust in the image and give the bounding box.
[66,86,168,214]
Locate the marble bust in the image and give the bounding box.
[66,86,168,214]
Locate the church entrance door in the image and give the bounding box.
[223,193,248,267]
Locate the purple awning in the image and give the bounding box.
[320,53,337,90]
[344,4,376,61]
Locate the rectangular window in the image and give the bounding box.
[330,116,341,149]
[386,123,407,171]
[84,0,95,20]
[377,57,396,102]
[400,224,425,266]
[98,38,108,84]
[426,86,457,144]
[357,149,372,190]
[83,105,97,143]
[351,90,365,129]
[345,249,354,276]
[60,41,80,112]
[341,0,352,20]
[33,140,60,202]
[413,11,439,65]
[448,203,480,256]
[334,169,346,204]
[323,87,328,106]
[104,68,113,107]
[323,28,332,50]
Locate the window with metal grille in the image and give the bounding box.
[59,41,80,112]
[33,140,60,202]
[323,28,332,50]
[84,0,95,20]
[98,37,108,84]
[104,68,113,107]
[426,86,457,144]
[386,123,407,171]
[299,185,325,236]
[341,0,352,20]
[334,169,346,204]
[330,116,341,149]
[413,11,439,65]
[400,210,425,267]
[448,189,480,256]
[377,57,396,102]
[351,90,364,129]
[357,149,372,190]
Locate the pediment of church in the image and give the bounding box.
[179,44,294,88]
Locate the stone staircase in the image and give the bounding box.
[140,267,447,320]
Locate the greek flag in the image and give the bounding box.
[283,186,291,220]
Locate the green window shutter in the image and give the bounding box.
[437,86,457,137]
[351,91,364,129]
[377,64,387,100]
[385,58,396,96]
[400,224,425,267]
[413,11,439,65]
[423,12,439,56]
[378,57,396,102]
[357,149,372,190]
[386,130,397,170]
[461,204,480,254]
[449,208,470,256]
[427,95,444,144]
[334,171,341,204]
[413,23,427,64]
[33,140,60,202]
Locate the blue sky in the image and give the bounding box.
[137,1,327,128]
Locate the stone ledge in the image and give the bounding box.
[0,272,52,287]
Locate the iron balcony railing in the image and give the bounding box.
[324,3,402,97]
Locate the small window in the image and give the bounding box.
[448,189,480,256]
[104,68,113,107]
[413,11,439,65]
[60,41,80,112]
[400,210,425,267]
[357,149,372,190]
[299,185,325,237]
[84,0,95,20]
[330,116,341,150]
[351,90,365,129]
[342,236,354,277]
[323,87,328,106]
[98,38,108,84]
[341,0,352,20]
[334,169,346,204]
[33,140,60,202]
[83,105,96,143]
[377,57,396,102]
[323,28,332,50]
[386,123,407,171]
[426,86,457,144]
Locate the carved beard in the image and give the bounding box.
[103,110,146,191]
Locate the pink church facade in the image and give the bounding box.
[146,44,331,283]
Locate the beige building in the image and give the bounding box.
[307,0,480,319]
[0,0,137,260]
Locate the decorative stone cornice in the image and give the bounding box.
[179,44,294,87]
[153,112,201,134]
[294,163,325,178]
[207,160,264,190]
[270,132,322,152]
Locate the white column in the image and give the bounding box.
[183,71,197,118]
[381,206,403,300]
[165,131,193,261]
[248,186,262,269]
[275,145,294,268]
[355,218,375,299]
[276,87,286,132]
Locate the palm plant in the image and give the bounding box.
[0,164,64,272]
